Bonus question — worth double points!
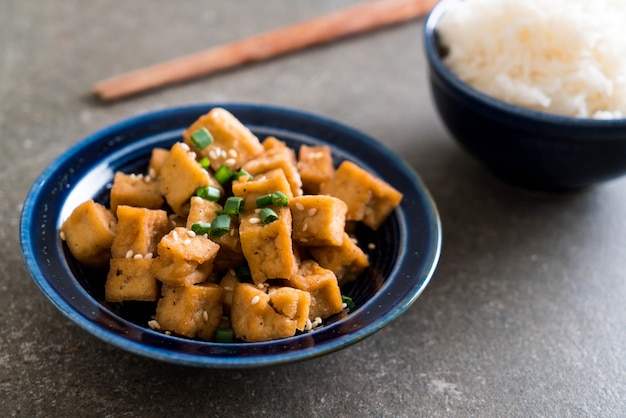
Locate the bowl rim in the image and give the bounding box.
[423,0,626,129]
[19,102,442,368]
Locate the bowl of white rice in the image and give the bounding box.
[424,0,626,189]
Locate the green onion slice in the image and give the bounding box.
[210,214,231,237]
[215,327,234,343]
[189,127,213,150]
[259,207,278,224]
[199,157,210,170]
[196,185,221,202]
[255,193,274,207]
[234,169,253,182]
[341,295,355,310]
[191,222,211,236]
[256,191,289,208]
[223,196,245,215]
[215,165,235,185]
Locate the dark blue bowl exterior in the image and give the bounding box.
[424,1,626,190]
[20,103,441,368]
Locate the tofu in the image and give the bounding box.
[297,144,334,194]
[151,227,220,286]
[231,168,293,211]
[239,208,296,283]
[182,107,264,171]
[308,232,370,286]
[159,142,211,217]
[230,283,310,342]
[218,269,241,315]
[288,260,343,320]
[109,171,164,213]
[319,161,403,230]
[110,205,170,259]
[60,200,116,268]
[154,283,224,340]
[242,136,303,197]
[290,195,347,246]
[105,258,159,302]
[148,147,170,177]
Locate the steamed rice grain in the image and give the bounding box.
[437,0,626,119]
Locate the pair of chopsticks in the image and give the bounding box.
[92,0,438,101]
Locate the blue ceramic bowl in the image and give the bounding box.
[424,0,626,190]
[20,103,441,368]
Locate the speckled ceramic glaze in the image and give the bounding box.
[20,103,441,368]
[424,1,626,190]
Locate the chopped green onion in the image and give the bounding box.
[235,263,252,282]
[255,193,274,207]
[342,295,355,310]
[215,327,234,343]
[223,196,245,215]
[199,157,210,170]
[189,127,213,150]
[210,214,231,237]
[272,191,289,207]
[196,185,221,202]
[215,165,235,185]
[234,169,253,181]
[191,222,211,235]
[259,207,278,224]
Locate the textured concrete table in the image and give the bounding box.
[2,1,625,416]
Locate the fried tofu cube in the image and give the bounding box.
[242,137,303,196]
[319,161,403,230]
[151,227,220,286]
[309,232,369,286]
[230,283,310,342]
[290,195,347,246]
[109,171,164,213]
[148,147,170,177]
[218,269,241,315]
[231,168,293,211]
[154,283,224,340]
[111,205,171,259]
[105,258,159,302]
[297,145,334,194]
[185,197,244,272]
[267,286,310,331]
[288,260,343,320]
[159,142,211,217]
[60,200,116,268]
[239,208,296,283]
[182,107,264,171]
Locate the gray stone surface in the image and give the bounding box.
[2,1,625,417]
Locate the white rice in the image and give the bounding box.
[437,0,626,119]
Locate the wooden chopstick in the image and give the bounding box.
[92,0,438,101]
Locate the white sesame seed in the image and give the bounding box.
[148,320,161,330]
[249,217,261,224]
[368,243,376,250]
[188,151,197,160]
[220,149,228,158]
[144,252,153,259]
[133,253,143,259]
[225,158,236,167]
[223,286,233,291]
[125,250,134,259]
[144,175,152,183]
[229,228,235,236]
[148,167,157,178]
[342,303,348,309]
[304,318,313,331]
[300,237,309,243]
[180,142,190,151]
[165,331,172,335]
[172,230,179,241]
[59,231,66,241]
[228,149,238,158]
[186,230,196,237]
[202,310,209,322]
[208,150,217,160]
[183,239,191,245]
[254,208,262,213]
[302,222,308,232]
[130,173,137,179]
[256,283,264,289]
[295,202,304,211]
[307,208,317,216]
[251,295,260,305]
